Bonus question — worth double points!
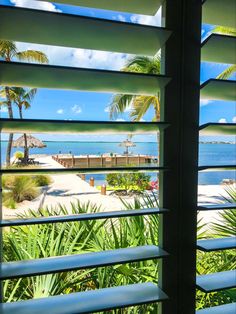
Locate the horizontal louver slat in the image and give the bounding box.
[0,61,171,95]
[198,203,236,211]
[39,0,163,15]
[199,123,236,135]
[2,283,168,314]
[0,245,168,279]
[197,237,236,251]
[200,79,236,101]
[201,34,236,64]
[196,303,236,314]
[198,165,236,171]
[196,270,236,292]
[0,208,168,227]
[202,0,236,28]
[0,6,171,56]
[0,118,169,134]
[1,167,168,175]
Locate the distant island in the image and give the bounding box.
[199,141,235,144]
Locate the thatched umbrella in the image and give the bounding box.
[13,135,46,159]
[119,139,136,155]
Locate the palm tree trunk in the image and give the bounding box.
[5,86,14,166]
[19,107,29,162]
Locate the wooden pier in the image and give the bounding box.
[52,154,157,168]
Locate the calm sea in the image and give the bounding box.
[1,141,235,185]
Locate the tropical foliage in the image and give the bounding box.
[0,40,48,165]
[3,188,236,311]
[196,186,236,309]
[212,26,236,80]
[106,173,151,194]
[4,198,160,313]
[108,55,161,122]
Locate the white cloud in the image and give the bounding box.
[232,116,236,123]
[71,105,82,114]
[104,107,110,113]
[218,118,227,123]
[11,0,61,12]
[0,107,8,113]
[15,42,129,71]
[57,109,64,114]
[130,7,162,26]
[117,14,126,22]
[116,118,125,122]
[200,99,212,106]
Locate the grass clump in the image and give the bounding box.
[2,175,39,205]
[33,175,52,187]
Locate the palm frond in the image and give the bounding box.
[16,50,49,64]
[123,55,161,74]
[0,100,8,107]
[24,88,37,102]
[109,94,134,119]
[0,40,17,59]
[211,186,236,237]
[22,100,31,110]
[130,96,158,121]
[217,64,236,80]
[213,26,236,36]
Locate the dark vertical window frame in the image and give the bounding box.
[159,1,202,313]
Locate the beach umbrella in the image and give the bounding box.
[119,139,136,155]
[13,134,46,150]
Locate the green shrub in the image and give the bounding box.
[106,172,150,193]
[33,175,52,187]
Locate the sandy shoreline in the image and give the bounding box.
[3,156,235,225]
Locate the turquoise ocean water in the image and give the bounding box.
[1,141,235,185]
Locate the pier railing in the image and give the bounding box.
[52,154,156,168]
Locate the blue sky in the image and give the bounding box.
[0,0,235,142]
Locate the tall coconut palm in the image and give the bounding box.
[108,55,161,122]
[10,87,37,161]
[108,56,161,170]
[212,26,236,80]
[0,40,48,166]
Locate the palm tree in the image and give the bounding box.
[108,55,161,122]
[11,87,37,161]
[108,56,161,170]
[212,27,236,80]
[0,40,48,166]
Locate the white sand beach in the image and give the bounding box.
[3,156,235,225]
